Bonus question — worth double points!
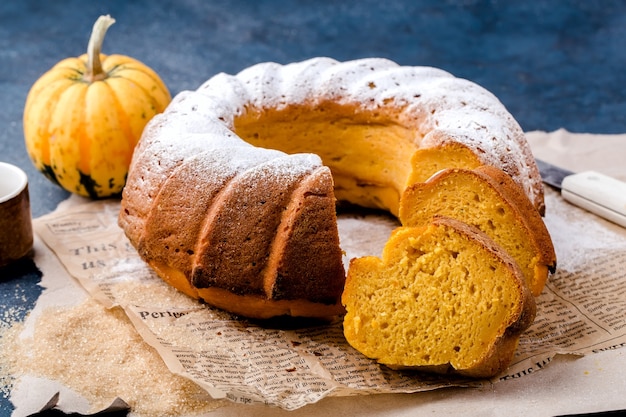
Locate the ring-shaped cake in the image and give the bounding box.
[119,57,547,321]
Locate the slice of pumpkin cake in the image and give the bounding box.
[342,216,536,378]
[399,165,556,296]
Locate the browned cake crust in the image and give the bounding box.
[130,154,346,319]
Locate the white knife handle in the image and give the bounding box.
[561,171,626,228]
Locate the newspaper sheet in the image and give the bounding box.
[31,171,626,410]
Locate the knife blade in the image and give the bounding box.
[535,158,626,228]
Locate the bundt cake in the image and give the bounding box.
[119,57,547,320]
[399,165,556,296]
[341,216,537,378]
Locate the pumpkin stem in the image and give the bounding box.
[85,15,116,83]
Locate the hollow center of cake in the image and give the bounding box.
[233,102,417,217]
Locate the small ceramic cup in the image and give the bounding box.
[0,162,34,268]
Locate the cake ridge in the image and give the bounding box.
[262,165,344,302]
[190,152,324,295]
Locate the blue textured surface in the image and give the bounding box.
[1,1,625,415]
[3,0,626,218]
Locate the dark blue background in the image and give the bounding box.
[2,0,626,218]
[1,1,625,415]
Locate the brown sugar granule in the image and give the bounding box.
[2,298,225,416]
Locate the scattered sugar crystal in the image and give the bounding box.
[1,298,226,416]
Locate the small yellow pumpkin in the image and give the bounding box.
[23,15,171,198]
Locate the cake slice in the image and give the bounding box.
[399,165,556,296]
[342,217,536,378]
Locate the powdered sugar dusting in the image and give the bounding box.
[122,57,542,243]
[225,58,539,206]
[544,189,626,260]
[336,212,400,270]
